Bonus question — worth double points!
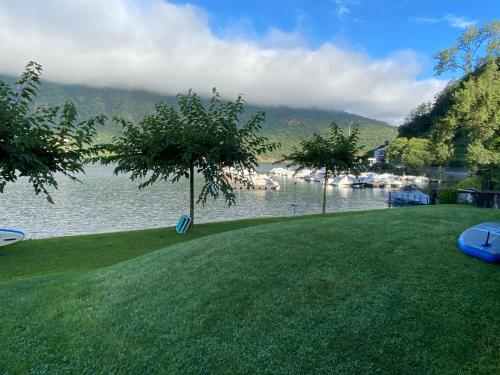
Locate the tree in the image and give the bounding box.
[395,20,500,189]
[398,101,433,138]
[401,21,499,140]
[430,57,499,187]
[0,62,105,203]
[280,123,364,215]
[403,138,433,171]
[433,20,499,75]
[386,137,433,173]
[386,137,409,167]
[98,89,278,226]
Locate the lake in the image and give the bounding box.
[2,164,396,238]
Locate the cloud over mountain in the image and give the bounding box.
[0,0,446,123]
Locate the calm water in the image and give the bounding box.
[0,164,394,238]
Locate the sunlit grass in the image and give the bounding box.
[0,206,499,373]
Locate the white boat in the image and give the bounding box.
[312,171,325,182]
[295,169,313,179]
[360,172,377,183]
[414,176,429,183]
[372,173,399,187]
[330,174,359,186]
[402,175,417,181]
[269,167,284,175]
[252,174,280,190]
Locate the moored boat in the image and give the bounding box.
[252,174,280,190]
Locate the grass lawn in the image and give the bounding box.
[0,206,499,374]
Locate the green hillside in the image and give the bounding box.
[397,58,499,166]
[0,75,397,159]
[1,206,499,373]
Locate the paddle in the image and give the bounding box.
[484,230,491,247]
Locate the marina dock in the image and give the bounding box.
[388,191,430,207]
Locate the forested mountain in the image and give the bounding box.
[397,78,467,165]
[397,58,499,166]
[0,74,396,159]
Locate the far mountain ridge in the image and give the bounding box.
[0,74,397,158]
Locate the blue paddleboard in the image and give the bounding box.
[0,229,25,247]
[458,222,500,263]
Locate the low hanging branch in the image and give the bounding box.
[0,61,105,203]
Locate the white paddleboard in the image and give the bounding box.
[0,229,25,247]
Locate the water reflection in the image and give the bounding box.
[0,164,390,238]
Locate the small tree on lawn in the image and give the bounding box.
[98,89,279,226]
[0,61,105,203]
[280,123,364,215]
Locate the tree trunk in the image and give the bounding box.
[322,170,328,215]
[189,164,194,226]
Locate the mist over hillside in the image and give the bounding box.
[1,75,397,158]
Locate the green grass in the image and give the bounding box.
[1,206,499,374]
[0,215,314,281]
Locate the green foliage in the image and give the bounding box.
[456,177,482,190]
[386,137,432,172]
[386,137,407,166]
[398,84,458,139]
[281,123,364,175]
[433,20,499,75]
[280,123,364,214]
[398,79,473,166]
[430,21,499,179]
[476,163,500,190]
[398,20,500,175]
[404,138,433,169]
[398,101,433,137]
[97,89,278,224]
[438,188,459,204]
[0,62,105,203]
[431,59,499,175]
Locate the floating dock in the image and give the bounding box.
[388,191,429,207]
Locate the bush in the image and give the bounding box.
[456,177,482,190]
[438,188,459,204]
[476,163,500,190]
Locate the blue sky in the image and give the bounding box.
[171,0,499,78]
[0,0,497,123]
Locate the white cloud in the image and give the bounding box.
[335,3,350,19]
[332,0,362,21]
[218,17,308,49]
[412,14,477,29]
[261,28,308,49]
[444,14,477,29]
[0,0,446,123]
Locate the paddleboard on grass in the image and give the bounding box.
[458,222,500,263]
[0,229,25,247]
